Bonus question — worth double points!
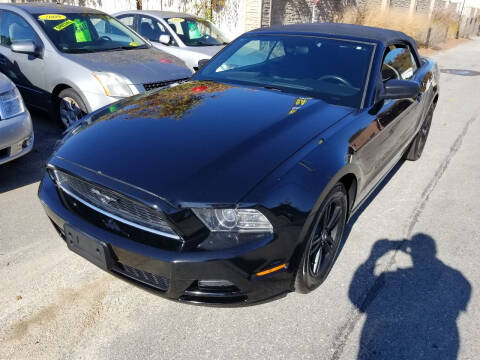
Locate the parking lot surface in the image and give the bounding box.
[1,39,479,359]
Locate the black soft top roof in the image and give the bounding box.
[250,23,416,47]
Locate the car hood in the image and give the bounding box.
[63,48,192,84]
[54,80,352,205]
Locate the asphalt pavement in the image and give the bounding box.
[1,39,479,360]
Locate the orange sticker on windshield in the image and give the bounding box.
[39,14,66,21]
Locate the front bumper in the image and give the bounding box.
[38,174,294,306]
[0,110,33,165]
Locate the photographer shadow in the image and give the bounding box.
[348,233,471,359]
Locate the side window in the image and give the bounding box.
[0,11,38,47]
[118,15,135,29]
[269,41,285,60]
[139,16,167,42]
[382,45,418,81]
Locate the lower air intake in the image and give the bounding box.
[114,263,170,291]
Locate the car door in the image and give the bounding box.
[351,45,421,198]
[0,10,46,108]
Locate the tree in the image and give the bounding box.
[136,0,142,10]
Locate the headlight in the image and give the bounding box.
[0,87,25,120]
[92,72,133,97]
[192,208,273,233]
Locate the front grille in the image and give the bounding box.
[143,78,187,92]
[53,170,179,239]
[114,263,170,291]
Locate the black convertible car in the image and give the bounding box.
[39,23,439,305]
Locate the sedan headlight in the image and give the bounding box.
[193,208,273,233]
[0,87,25,120]
[92,72,133,98]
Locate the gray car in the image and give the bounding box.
[0,72,33,165]
[114,11,229,71]
[0,4,192,128]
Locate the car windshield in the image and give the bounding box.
[35,12,148,53]
[164,17,229,47]
[195,35,374,108]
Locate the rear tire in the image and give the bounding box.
[404,105,434,161]
[295,183,348,293]
[56,88,87,130]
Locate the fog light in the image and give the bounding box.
[22,135,32,149]
[198,280,234,288]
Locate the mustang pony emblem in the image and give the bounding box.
[90,188,117,205]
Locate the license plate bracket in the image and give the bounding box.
[65,224,112,271]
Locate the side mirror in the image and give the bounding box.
[197,58,209,70]
[379,79,419,101]
[11,40,41,57]
[159,34,171,45]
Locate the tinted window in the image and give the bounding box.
[382,46,418,81]
[0,11,38,47]
[196,35,374,108]
[139,16,168,42]
[118,15,135,28]
[165,17,229,47]
[35,12,147,53]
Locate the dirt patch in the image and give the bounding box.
[6,275,112,343]
[419,38,470,57]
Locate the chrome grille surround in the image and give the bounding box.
[53,169,180,239]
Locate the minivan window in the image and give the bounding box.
[1,11,39,47]
[35,12,148,53]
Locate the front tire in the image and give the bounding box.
[404,105,434,161]
[56,88,87,129]
[295,183,348,293]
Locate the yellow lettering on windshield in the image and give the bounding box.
[53,19,74,31]
[39,14,66,21]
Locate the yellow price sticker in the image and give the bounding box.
[129,42,140,47]
[168,18,185,23]
[53,19,74,31]
[39,14,66,21]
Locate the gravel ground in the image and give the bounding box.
[1,39,479,360]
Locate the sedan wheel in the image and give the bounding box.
[296,183,348,293]
[56,88,87,129]
[60,96,85,129]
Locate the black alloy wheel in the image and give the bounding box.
[404,105,434,161]
[295,183,348,293]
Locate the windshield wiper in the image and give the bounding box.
[104,45,148,52]
[259,85,286,92]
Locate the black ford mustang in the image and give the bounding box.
[39,23,439,306]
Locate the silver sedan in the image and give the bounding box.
[0,4,192,129]
[114,11,229,71]
[0,73,33,165]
